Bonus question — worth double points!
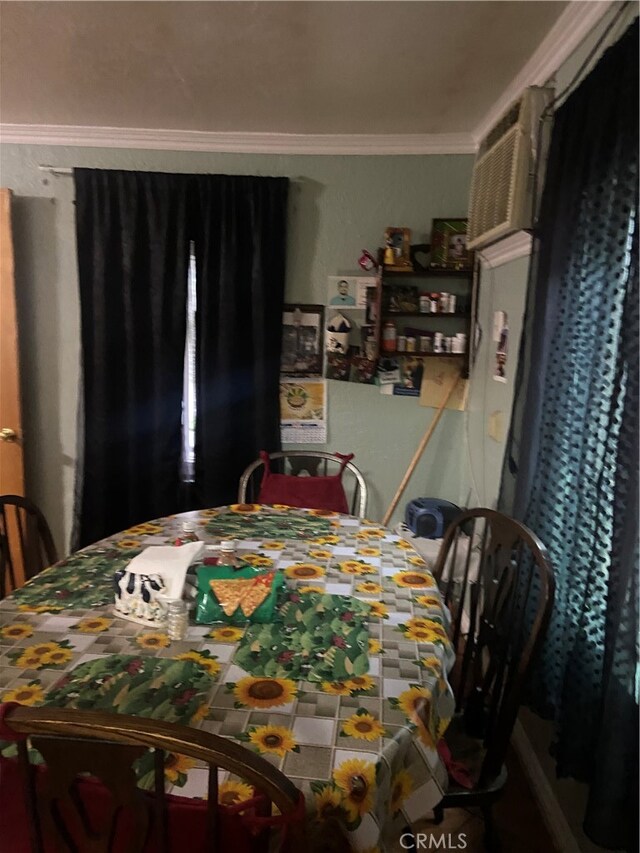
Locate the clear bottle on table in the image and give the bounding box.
[218,540,237,568]
[166,599,188,640]
[180,520,200,542]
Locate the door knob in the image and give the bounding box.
[0,428,18,443]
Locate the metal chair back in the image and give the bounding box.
[238,451,368,518]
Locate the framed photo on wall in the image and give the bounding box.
[430,218,473,270]
[281,304,324,377]
[383,227,413,271]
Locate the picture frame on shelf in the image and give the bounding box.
[281,304,324,377]
[383,227,413,271]
[430,218,473,271]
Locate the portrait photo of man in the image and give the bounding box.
[330,279,356,306]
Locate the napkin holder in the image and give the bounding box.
[113,542,204,627]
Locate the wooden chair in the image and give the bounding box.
[429,508,555,850]
[0,494,58,597]
[238,451,369,518]
[0,705,305,853]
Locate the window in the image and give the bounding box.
[181,243,197,482]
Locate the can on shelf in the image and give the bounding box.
[433,332,444,353]
[419,293,430,313]
[419,335,430,352]
[406,336,417,353]
[396,335,407,352]
[448,294,457,313]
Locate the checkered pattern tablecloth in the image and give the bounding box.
[0,506,455,852]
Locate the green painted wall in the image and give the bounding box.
[463,254,530,508]
[0,144,473,550]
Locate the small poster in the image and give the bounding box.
[281,304,324,377]
[280,379,327,443]
[327,276,376,309]
[493,311,509,383]
[419,358,468,411]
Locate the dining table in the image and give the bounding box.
[0,504,456,852]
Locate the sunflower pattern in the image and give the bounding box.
[7,640,74,671]
[341,709,385,741]
[135,632,171,650]
[0,505,453,844]
[2,681,45,706]
[397,617,449,645]
[332,758,377,821]
[284,563,325,580]
[238,724,299,757]
[241,552,275,568]
[0,622,34,640]
[73,616,112,633]
[173,650,221,678]
[229,676,299,709]
[207,625,245,643]
[392,571,436,589]
[218,780,254,806]
[337,560,377,576]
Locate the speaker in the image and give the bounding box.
[404,498,462,539]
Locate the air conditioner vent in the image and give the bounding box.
[468,87,553,249]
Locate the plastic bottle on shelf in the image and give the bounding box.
[382,321,397,352]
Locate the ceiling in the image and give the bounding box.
[0,2,609,151]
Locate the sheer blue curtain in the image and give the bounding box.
[499,21,638,850]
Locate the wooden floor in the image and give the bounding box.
[394,748,559,853]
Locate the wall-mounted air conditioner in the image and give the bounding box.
[467,86,554,250]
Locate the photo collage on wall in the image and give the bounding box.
[324,276,378,384]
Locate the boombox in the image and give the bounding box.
[404,498,463,539]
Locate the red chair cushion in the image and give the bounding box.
[257,451,353,514]
[0,755,304,853]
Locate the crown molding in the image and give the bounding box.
[472,0,614,143]
[0,124,476,156]
[477,231,533,268]
[0,1,616,157]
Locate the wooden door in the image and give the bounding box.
[0,188,24,494]
[0,188,26,591]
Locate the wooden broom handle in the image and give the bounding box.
[382,370,462,527]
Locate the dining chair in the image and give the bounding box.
[0,704,305,853]
[238,451,369,518]
[429,508,555,850]
[0,494,58,597]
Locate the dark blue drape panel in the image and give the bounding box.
[74,169,190,547]
[499,21,638,851]
[191,175,289,507]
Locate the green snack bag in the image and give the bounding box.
[195,563,285,625]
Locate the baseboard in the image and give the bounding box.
[512,720,581,853]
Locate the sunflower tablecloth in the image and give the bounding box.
[0,505,455,852]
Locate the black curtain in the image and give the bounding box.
[74,169,289,546]
[74,170,190,547]
[192,175,289,507]
[498,21,638,851]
